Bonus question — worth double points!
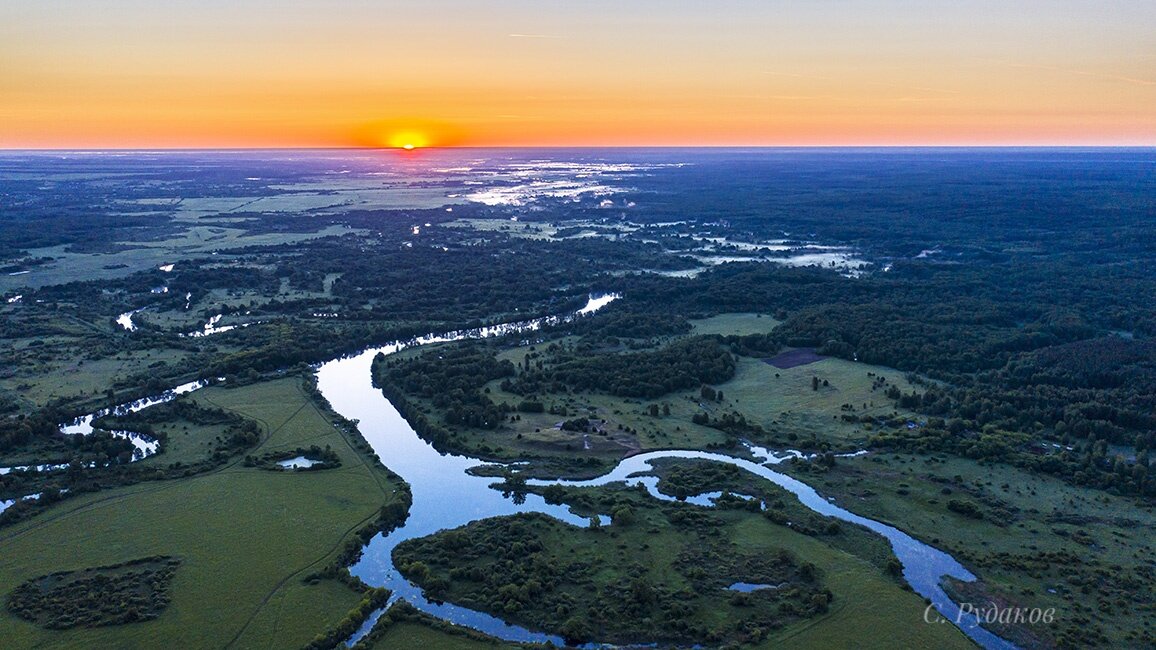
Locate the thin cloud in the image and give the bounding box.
[721,93,847,101]
[895,96,955,102]
[761,70,958,96]
[761,70,834,81]
[508,33,562,39]
[766,94,846,101]
[980,58,1155,87]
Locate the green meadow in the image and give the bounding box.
[719,354,923,448]
[688,312,782,337]
[0,378,406,649]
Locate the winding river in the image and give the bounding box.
[311,295,1015,649]
[16,294,1013,648]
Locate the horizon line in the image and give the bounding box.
[2,144,1155,152]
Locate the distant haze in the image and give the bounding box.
[1,1,1154,147]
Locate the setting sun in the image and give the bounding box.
[387,130,429,150]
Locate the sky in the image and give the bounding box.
[2,1,1154,148]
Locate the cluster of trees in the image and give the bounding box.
[870,420,1153,497]
[593,258,1155,498]
[6,556,180,629]
[98,399,243,430]
[378,344,514,430]
[303,235,608,323]
[773,301,1098,375]
[97,399,261,460]
[656,461,744,500]
[853,337,1156,496]
[502,337,735,400]
[568,308,691,340]
[0,184,172,259]
[0,411,68,454]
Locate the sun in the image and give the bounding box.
[388,129,429,150]
[354,119,465,149]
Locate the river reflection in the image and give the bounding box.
[313,295,1014,649]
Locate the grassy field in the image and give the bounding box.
[480,377,729,460]
[690,311,920,449]
[688,312,782,336]
[388,322,925,475]
[781,452,1156,647]
[0,339,192,417]
[719,355,923,448]
[0,377,405,650]
[0,346,194,407]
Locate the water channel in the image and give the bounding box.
[18,294,1012,648]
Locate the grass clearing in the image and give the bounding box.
[477,346,925,458]
[720,355,922,447]
[0,377,405,649]
[0,345,191,413]
[688,312,782,336]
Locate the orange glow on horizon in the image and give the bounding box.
[0,3,1152,148]
[387,130,427,150]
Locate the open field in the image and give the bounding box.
[0,342,192,416]
[718,355,923,448]
[688,312,782,336]
[0,377,405,649]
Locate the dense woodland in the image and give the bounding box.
[379,344,515,429]
[500,336,735,399]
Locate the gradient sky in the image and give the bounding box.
[2,1,1154,147]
